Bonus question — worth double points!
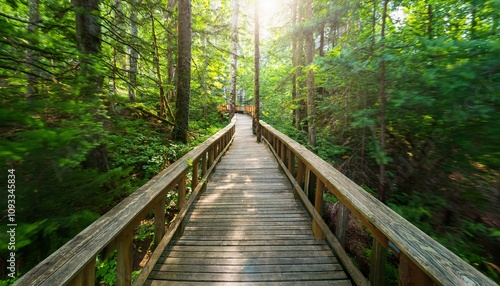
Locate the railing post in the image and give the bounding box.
[312,177,325,239]
[399,253,435,286]
[192,158,199,190]
[304,167,311,197]
[117,231,132,286]
[202,152,207,177]
[297,160,305,191]
[178,174,187,209]
[208,145,215,167]
[370,239,388,286]
[287,149,295,175]
[71,257,95,286]
[280,142,286,162]
[154,199,166,246]
[335,202,348,248]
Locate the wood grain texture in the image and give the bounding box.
[146,114,351,285]
[260,120,497,286]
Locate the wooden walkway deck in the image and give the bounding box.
[144,114,351,285]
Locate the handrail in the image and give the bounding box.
[15,118,236,286]
[218,104,255,116]
[259,120,496,286]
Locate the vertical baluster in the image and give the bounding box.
[192,158,199,190]
[208,145,215,167]
[71,258,96,286]
[296,160,305,190]
[117,231,132,286]
[335,201,348,248]
[280,141,286,162]
[312,177,325,239]
[369,239,388,286]
[154,199,166,246]
[399,253,435,286]
[202,151,207,177]
[288,151,295,175]
[178,173,187,209]
[304,167,311,197]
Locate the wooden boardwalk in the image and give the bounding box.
[144,114,351,285]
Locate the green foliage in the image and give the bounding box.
[96,251,117,286]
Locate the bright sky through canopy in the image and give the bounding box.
[255,0,288,39]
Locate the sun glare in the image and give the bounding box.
[255,0,287,38]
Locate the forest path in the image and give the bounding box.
[144,113,351,285]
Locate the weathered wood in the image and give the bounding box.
[335,202,348,248]
[313,177,325,239]
[146,114,351,285]
[178,174,187,209]
[260,120,497,286]
[297,159,305,189]
[370,238,388,286]
[154,199,166,246]
[192,158,199,189]
[145,281,351,286]
[262,133,368,286]
[133,126,235,286]
[15,118,236,286]
[287,148,295,174]
[117,231,132,286]
[149,271,348,282]
[399,253,437,286]
[70,258,95,286]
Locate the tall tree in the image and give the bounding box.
[229,0,239,120]
[377,0,389,203]
[304,0,316,147]
[26,0,40,102]
[173,0,192,143]
[73,0,103,99]
[127,0,140,102]
[294,1,306,131]
[254,0,261,142]
[291,0,298,127]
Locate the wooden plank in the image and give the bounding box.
[145,281,351,286]
[149,271,348,282]
[172,239,327,246]
[153,263,344,273]
[158,256,340,266]
[165,244,331,252]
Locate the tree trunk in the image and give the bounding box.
[128,0,140,102]
[378,0,389,203]
[304,0,316,147]
[229,0,239,120]
[295,1,306,131]
[26,0,40,102]
[173,0,192,143]
[150,9,167,118]
[291,0,298,127]
[254,0,261,142]
[73,0,103,99]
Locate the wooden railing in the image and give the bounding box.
[259,120,496,286]
[218,104,255,116]
[15,118,236,286]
